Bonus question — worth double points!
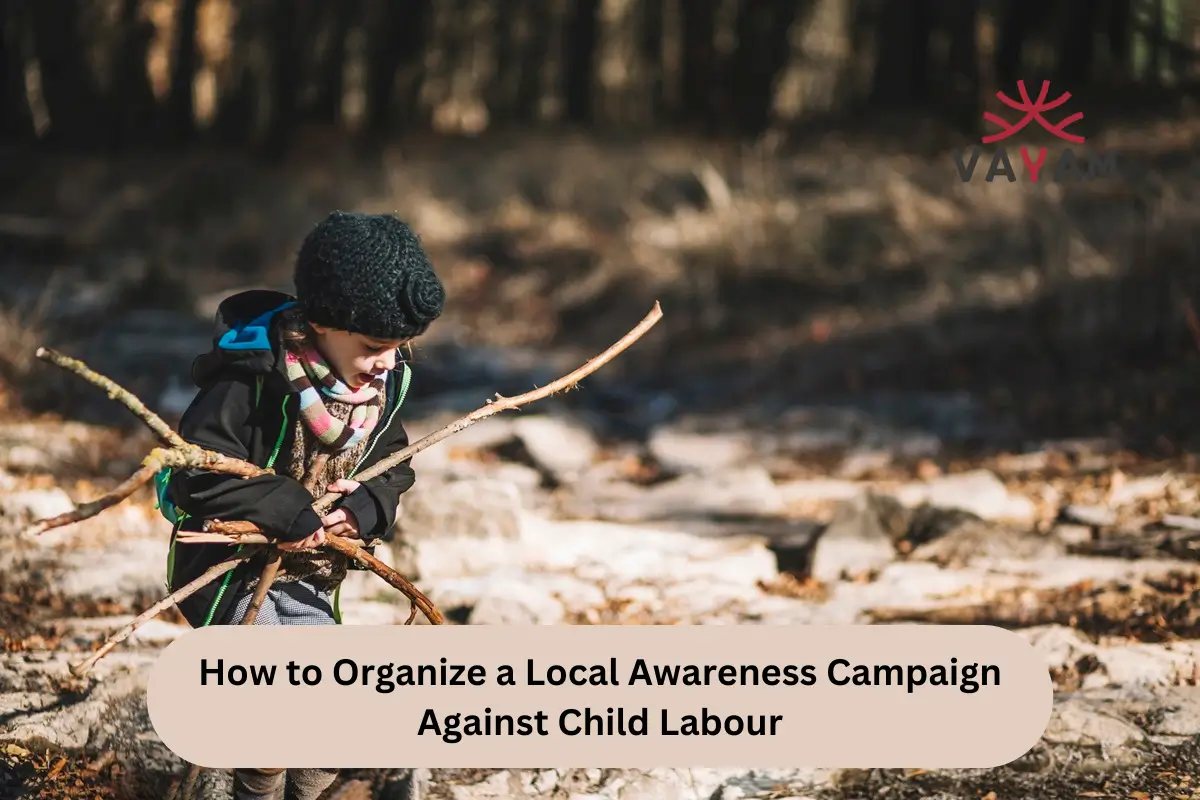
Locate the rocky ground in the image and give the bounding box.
[3,126,1200,797]
[3,377,1200,799]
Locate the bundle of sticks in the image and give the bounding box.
[21,302,662,679]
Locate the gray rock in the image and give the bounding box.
[1108,472,1173,507]
[467,579,567,625]
[1,488,74,522]
[392,478,526,580]
[436,417,518,453]
[564,466,786,523]
[1021,625,1200,689]
[511,414,600,482]
[438,768,774,800]
[1061,504,1118,527]
[423,516,779,625]
[1,445,50,472]
[647,427,755,473]
[1052,523,1093,546]
[1149,690,1200,735]
[891,470,1037,523]
[56,539,167,602]
[397,477,524,542]
[809,493,897,582]
[835,450,893,479]
[0,661,153,749]
[1042,695,1147,750]
[382,768,429,800]
[909,521,1066,567]
[775,479,864,505]
[450,771,514,800]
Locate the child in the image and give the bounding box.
[163,210,445,800]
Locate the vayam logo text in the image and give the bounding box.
[954,80,1117,183]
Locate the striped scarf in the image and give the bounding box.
[283,337,386,452]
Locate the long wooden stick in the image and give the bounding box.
[45,300,661,670]
[36,347,185,448]
[239,553,281,626]
[70,549,260,677]
[325,535,443,624]
[209,299,666,534]
[183,522,444,624]
[239,456,329,626]
[21,447,270,537]
[311,300,664,514]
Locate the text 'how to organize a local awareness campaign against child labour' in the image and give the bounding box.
[144,623,1054,769]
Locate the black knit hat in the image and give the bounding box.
[293,210,445,340]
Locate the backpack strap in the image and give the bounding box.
[163,375,288,626]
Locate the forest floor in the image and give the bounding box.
[2,123,1200,798]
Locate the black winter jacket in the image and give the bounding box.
[165,289,416,628]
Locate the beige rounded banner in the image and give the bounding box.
[146,623,1053,769]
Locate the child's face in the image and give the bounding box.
[310,324,410,389]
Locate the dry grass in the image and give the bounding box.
[0,277,61,416]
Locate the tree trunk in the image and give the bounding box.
[563,0,599,123]
[769,0,855,128]
[727,0,802,134]
[29,0,100,147]
[262,0,299,157]
[0,0,33,140]
[310,0,357,124]
[166,0,200,142]
[994,0,1036,89]
[364,0,430,133]
[944,0,980,130]
[680,0,717,125]
[1058,0,1097,84]
[869,0,934,107]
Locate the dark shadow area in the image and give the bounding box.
[0,0,1197,466]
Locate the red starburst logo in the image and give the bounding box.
[982,80,1085,144]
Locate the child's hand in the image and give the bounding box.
[327,479,361,495]
[321,507,360,539]
[277,527,326,551]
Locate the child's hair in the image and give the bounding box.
[278,305,310,345]
[278,304,418,363]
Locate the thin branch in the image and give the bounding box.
[44,300,661,670]
[239,553,282,626]
[23,462,159,537]
[177,527,445,625]
[239,456,329,625]
[36,347,185,448]
[309,301,664,514]
[324,535,444,625]
[70,549,260,678]
[177,764,203,800]
[21,446,272,538]
[207,300,666,531]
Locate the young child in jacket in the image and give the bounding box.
[165,210,445,800]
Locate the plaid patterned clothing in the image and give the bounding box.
[225,579,338,625]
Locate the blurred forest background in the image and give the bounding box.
[0,0,1199,458]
